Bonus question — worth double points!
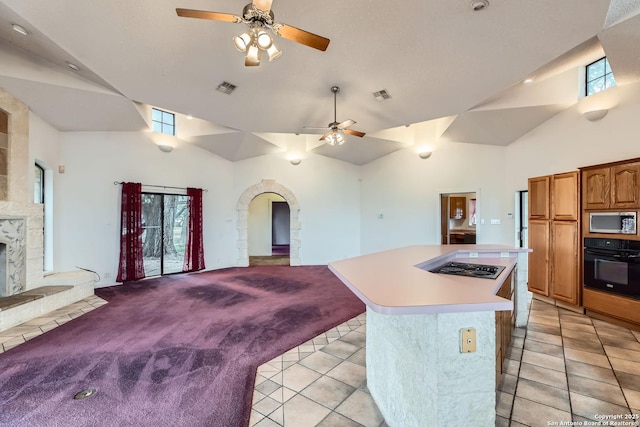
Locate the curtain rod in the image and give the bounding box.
[113,181,208,192]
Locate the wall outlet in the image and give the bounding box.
[104,272,111,279]
[460,328,477,353]
[490,219,501,225]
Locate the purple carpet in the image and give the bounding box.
[0,266,364,427]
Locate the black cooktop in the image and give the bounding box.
[429,262,505,280]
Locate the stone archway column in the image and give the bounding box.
[236,179,301,266]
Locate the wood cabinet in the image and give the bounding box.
[582,161,640,210]
[552,172,579,220]
[528,220,550,296]
[583,167,610,209]
[527,171,580,305]
[528,176,550,219]
[611,162,640,208]
[550,221,579,303]
[449,196,466,219]
[496,271,515,384]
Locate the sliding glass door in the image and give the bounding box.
[141,193,188,276]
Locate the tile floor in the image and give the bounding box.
[497,298,640,427]
[0,294,108,353]
[3,294,640,427]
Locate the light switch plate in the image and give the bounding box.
[460,328,477,353]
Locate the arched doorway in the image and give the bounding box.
[236,180,301,266]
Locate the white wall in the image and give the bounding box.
[505,82,640,197]
[56,132,235,286]
[29,112,62,272]
[360,142,509,254]
[248,192,285,256]
[233,153,362,264]
[24,80,640,288]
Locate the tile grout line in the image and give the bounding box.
[592,321,634,414]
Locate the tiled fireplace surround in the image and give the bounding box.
[0,202,44,297]
[0,86,94,332]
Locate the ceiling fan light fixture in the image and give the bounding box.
[245,44,261,66]
[233,33,251,52]
[266,43,282,61]
[325,131,345,146]
[256,30,272,49]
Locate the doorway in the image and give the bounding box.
[518,190,528,248]
[440,192,477,244]
[248,193,290,266]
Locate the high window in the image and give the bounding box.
[586,57,616,96]
[151,108,175,136]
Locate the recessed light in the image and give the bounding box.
[186,115,193,120]
[523,78,534,84]
[65,61,80,72]
[470,0,489,11]
[11,23,29,36]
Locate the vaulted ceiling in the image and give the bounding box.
[0,0,639,164]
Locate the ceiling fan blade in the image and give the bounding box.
[344,129,366,138]
[302,126,328,130]
[176,8,241,23]
[275,24,330,51]
[319,131,332,141]
[337,119,356,129]
[252,0,273,12]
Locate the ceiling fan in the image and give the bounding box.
[305,86,366,146]
[176,0,330,66]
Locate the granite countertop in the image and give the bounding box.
[328,245,530,315]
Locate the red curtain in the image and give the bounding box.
[116,182,145,282]
[183,187,205,272]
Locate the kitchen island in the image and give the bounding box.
[328,245,530,427]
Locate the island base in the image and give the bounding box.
[366,307,496,427]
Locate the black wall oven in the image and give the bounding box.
[584,238,640,299]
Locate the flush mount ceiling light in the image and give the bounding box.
[176,0,330,67]
[158,144,174,153]
[11,23,29,36]
[582,108,609,121]
[289,157,302,165]
[418,151,432,159]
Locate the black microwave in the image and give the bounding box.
[584,238,640,299]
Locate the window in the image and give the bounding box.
[151,108,175,136]
[586,57,616,96]
[34,163,44,203]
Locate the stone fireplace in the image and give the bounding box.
[0,86,94,332]
[0,203,44,297]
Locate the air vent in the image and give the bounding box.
[216,81,237,95]
[373,89,391,102]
